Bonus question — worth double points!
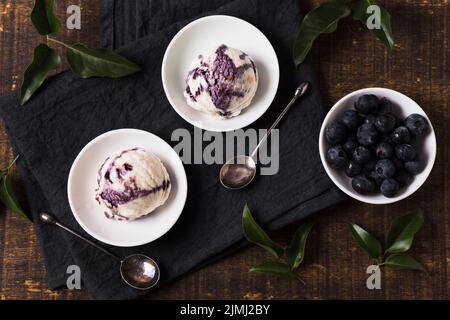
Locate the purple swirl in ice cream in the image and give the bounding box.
[99,178,170,209]
[95,148,171,221]
[184,45,258,119]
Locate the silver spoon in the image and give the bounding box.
[39,212,160,290]
[220,82,310,190]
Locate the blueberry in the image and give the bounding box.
[391,157,404,171]
[404,160,423,175]
[326,145,348,168]
[355,94,380,114]
[363,114,377,125]
[379,98,393,114]
[380,179,400,198]
[357,124,378,146]
[375,159,396,179]
[352,175,376,194]
[380,134,394,145]
[405,114,429,137]
[375,113,396,133]
[341,110,362,130]
[368,171,384,187]
[395,170,411,188]
[345,161,362,177]
[375,142,394,159]
[364,160,377,172]
[391,126,411,144]
[395,144,417,161]
[395,115,404,127]
[353,146,372,164]
[326,121,347,145]
[343,137,358,155]
[409,136,419,148]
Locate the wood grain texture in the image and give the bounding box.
[0,0,448,300]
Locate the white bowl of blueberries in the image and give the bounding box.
[319,88,436,204]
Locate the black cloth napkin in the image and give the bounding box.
[0,0,345,299]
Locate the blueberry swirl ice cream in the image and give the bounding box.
[184,44,258,119]
[95,148,171,221]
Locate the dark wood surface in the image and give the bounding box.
[0,0,448,300]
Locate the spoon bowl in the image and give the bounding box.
[220,155,256,189]
[120,254,160,290]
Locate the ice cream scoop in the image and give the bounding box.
[184,44,258,119]
[95,148,171,221]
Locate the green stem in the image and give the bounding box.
[47,36,71,49]
[4,155,19,173]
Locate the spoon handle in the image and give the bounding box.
[250,82,310,158]
[39,212,122,262]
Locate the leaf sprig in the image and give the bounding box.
[0,155,31,221]
[20,0,141,105]
[349,210,426,272]
[242,204,314,282]
[294,0,394,66]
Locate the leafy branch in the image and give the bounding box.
[349,210,426,272]
[242,204,314,283]
[20,0,141,105]
[0,156,32,222]
[294,0,394,66]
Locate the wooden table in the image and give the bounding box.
[0,0,448,300]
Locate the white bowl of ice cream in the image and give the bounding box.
[162,15,279,132]
[68,129,187,247]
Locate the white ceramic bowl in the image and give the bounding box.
[319,88,436,204]
[68,129,188,247]
[161,15,279,132]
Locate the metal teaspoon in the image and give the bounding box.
[39,212,160,290]
[219,82,310,190]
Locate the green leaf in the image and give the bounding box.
[386,210,424,254]
[384,254,426,272]
[66,44,141,78]
[293,2,351,66]
[0,173,30,221]
[287,221,314,271]
[242,204,284,258]
[249,261,298,280]
[349,223,382,259]
[351,0,394,49]
[30,0,61,35]
[20,44,61,105]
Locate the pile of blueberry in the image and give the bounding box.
[325,94,430,198]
